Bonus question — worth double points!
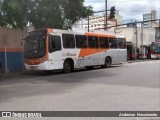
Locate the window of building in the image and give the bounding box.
[49,35,62,52]
[62,34,75,48]
[99,37,109,48]
[75,35,87,48]
[109,38,118,49]
[88,36,98,48]
[117,38,126,49]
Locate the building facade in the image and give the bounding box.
[116,27,155,59]
[143,10,157,29]
[155,27,160,41]
[72,11,123,31]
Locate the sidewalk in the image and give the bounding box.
[127,59,160,63]
[0,70,33,78]
[127,59,152,63]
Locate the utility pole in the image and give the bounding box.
[135,21,138,48]
[159,19,160,40]
[105,0,107,30]
[135,20,138,60]
[141,22,144,60]
[88,16,89,32]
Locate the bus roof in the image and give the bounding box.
[51,29,116,37]
[30,28,124,38]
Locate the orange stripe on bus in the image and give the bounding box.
[0,48,23,52]
[45,29,53,61]
[85,32,115,38]
[79,48,109,58]
[78,32,115,58]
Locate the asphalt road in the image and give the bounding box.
[0,61,160,120]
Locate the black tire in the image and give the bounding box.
[102,57,112,68]
[63,60,72,73]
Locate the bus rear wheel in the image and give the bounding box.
[63,60,73,73]
[102,57,112,68]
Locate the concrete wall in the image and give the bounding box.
[0,28,26,72]
[115,27,155,48]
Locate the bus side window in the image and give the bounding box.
[118,38,126,49]
[88,36,98,48]
[49,35,62,53]
[62,34,75,48]
[109,38,118,49]
[99,37,109,48]
[75,35,87,48]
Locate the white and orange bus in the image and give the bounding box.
[24,29,127,73]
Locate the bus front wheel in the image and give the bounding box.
[63,60,72,73]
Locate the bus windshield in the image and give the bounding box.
[151,43,160,53]
[24,30,47,59]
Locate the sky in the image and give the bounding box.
[84,0,160,23]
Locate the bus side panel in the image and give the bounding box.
[98,49,110,65]
[75,49,86,68]
[85,49,99,66]
[118,49,127,62]
[48,51,64,70]
[48,48,78,70]
[98,50,106,65]
[109,49,119,64]
[77,48,103,67]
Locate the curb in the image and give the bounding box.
[127,60,153,63]
[0,72,23,77]
[0,71,33,77]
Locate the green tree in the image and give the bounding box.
[0,0,28,30]
[0,0,93,30]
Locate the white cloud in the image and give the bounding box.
[85,0,160,22]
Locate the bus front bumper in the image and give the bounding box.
[25,62,49,70]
